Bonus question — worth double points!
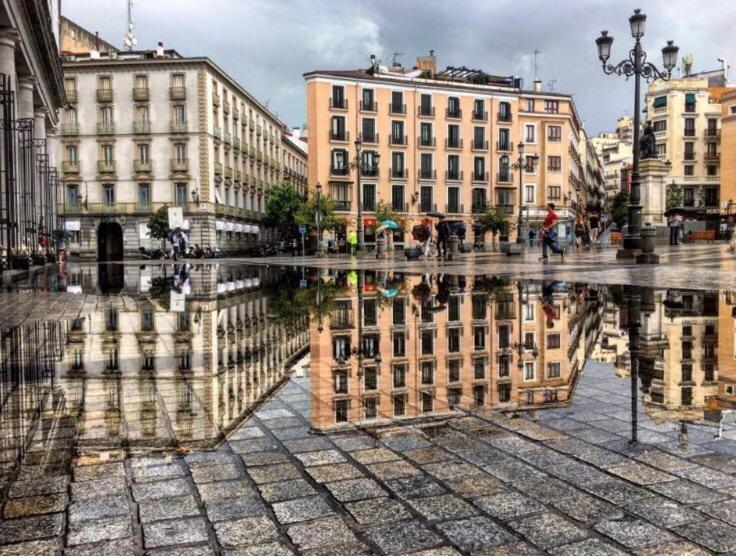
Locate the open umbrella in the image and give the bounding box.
[427,211,445,218]
[379,219,399,230]
[378,287,399,298]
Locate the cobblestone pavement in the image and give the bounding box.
[235,243,736,291]
[5,360,736,554]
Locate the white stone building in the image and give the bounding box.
[58,40,306,260]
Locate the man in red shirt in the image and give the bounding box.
[540,203,565,260]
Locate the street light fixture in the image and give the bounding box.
[595,9,678,263]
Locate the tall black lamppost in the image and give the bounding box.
[595,9,679,261]
[501,142,537,248]
[349,138,380,251]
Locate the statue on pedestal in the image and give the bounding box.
[640,121,657,160]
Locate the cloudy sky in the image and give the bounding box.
[62,0,736,134]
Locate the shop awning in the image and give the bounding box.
[216,220,226,231]
[226,222,235,232]
[64,220,81,231]
[251,225,260,235]
[235,223,244,232]
[653,96,667,108]
[685,93,696,103]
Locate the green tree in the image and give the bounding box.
[147,206,169,240]
[265,182,303,240]
[372,200,404,231]
[475,205,515,250]
[611,191,631,230]
[666,184,684,209]
[295,192,340,232]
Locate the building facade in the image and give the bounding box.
[58,37,299,260]
[0,0,65,264]
[281,135,308,198]
[646,72,731,230]
[591,131,633,202]
[305,55,586,247]
[720,90,736,210]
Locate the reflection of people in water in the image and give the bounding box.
[677,420,689,449]
[541,281,563,327]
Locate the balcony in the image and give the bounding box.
[445,138,463,149]
[362,165,379,178]
[705,152,720,161]
[61,161,80,174]
[97,160,116,174]
[446,108,462,119]
[65,89,77,103]
[497,171,512,183]
[333,200,351,211]
[472,140,488,150]
[61,123,79,136]
[684,152,696,161]
[472,202,488,214]
[392,203,409,213]
[389,103,407,115]
[169,87,186,100]
[96,122,115,135]
[497,204,515,214]
[232,106,240,120]
[473,111,488,121]
[684,129,696,138]
[420,202,437,213]
[472,172,489,183]
[171,158,188,172]
[256,125,263,136]
[329,130,349,142]
[497,111,512,123]
[235,170,242,183]
[389,135,408,146]
[390,168,408,179]
[418,106,435,117]
[225,166,233,180]
[418,136,436,147]
[446,203,464,214]
[706,128,720,138]
[213,126,223,140]
[132,87,149,101]
[330,165,349,177]
[224,132,232,145]
[212,92,221,107]
[96,88,113,102]
[170,121,188,133]
[329,97,347,110]
[223,99,230,114]
[214,162,223,175]
[360,100,377,112]
[132,121,151,134]
[134,159,152,173]
[446,170,463,181]
[418,169,436,180]
[360,133,378,144]
[496,141,513,152]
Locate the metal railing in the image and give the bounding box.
[132,121,151,134]
[496,141,513,152]
[97,160,116,173]
[473,111,488,121]
[445,138,463,149]
[96,88,113,102]
[171,158,188,172]
[359,100,377,111]
[329,130,349,142]
[390,135,408,146]
[418,137,436,147]
[418,169,436,180]
[61,123,79,136]
[132,87,149,101]
[472,140,488,150]
[329,97,347,109]
[497,111,512,122]
[446,108,462,118]
[418,106,435,116]
[497,171,512,183]
[170,87,186,100]
[170,121,188,133]
[97,122,115,135]
[360,133,378,144]
[446,170,463,181]
[61,161,80,173]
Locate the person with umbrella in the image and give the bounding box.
[435,215,450,259]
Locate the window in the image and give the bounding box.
[472,295,486,320]
[393,364,407,388]
[524,332,535,350]
[684,142,695,161]
[548,156,561,171]
[705,187,719,206]
[447,96,461,118]
[391,120,405,144]
[106,307,118,331]
[330,115,346,140]
[499,101,512,121]
[420,153,433,179]
[448,124,461,148]
[499,356,510,377]
[391,152,405,178]
[361,88,375,111]
[390,91,404,114]
[66,107,77,125]
[100,106,113,125]
[421,330,434,355]
[498,128,511,150]
[447,186,460,213]
[420,186,433,212]
[173,104,186,124]
[684,165,694,177]
[472,188,486,211]
[421,391,433,413]
[334,399,349,422]
[331,85,345,108]
[419,93,432,116]
[138,184,151,207]
[98,75,111,91]
[361,118,376,142]
[524,184,535,204]
[448,296,460,321]
[102,184,115,206]
[393,298,405,325]
[707,142,718,157]
[474,99,485,119]
[334,370,348,393]
[653,119,666,132]
[473,326,486,350]
[171,73,184,89]
[66,185,79,207]
[497,188,514,206]
[332,149,348,172]
[547,333,561,349]
[447,155,460,180]
[473,386,486,406]
[64,77,76,95]
[707,118,718,136]
[362,183,375,211]
[364,367,377,391]
[393,394,406,416]
[473,358,486,379]
[175,183,188,206]
[140,306,155,331]
[363,299,378,326]
[392,184,405,211]
[684,188,694,207]
[448,359,461,383]
[684,93,696,113]
[547,125,561,141]
[473,126,485,149]
[544,100,559,113]
[66,145,78,163]
[524,361,535,381]
[138,143,150,163]
[448,328,461,352]
[393,332,406,357]
[524,98,534,112]
[525,124,536,143]
[421,361,434,384]
[707,165,718,177]
[420,122,433,146]
[656,143,667,157]
[136,104,149,124]
[175,143,186,162]
[684,118,695,137]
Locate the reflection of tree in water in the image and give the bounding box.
[266,270,346,331]
[148,276,173,310]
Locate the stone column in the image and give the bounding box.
[0,29,18,92]
[0,30,17,253]
[639,157,670,232]
[17,77,34,119]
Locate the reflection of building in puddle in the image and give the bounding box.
[591,299,630,377]
[0,321,67,485]
[639,290,719,424]
[55,264,309,453]
[310,273,603,430]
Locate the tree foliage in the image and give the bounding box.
[372,200,404,231]
[147,207,169,240]
[265,182,304,239]
[475,205,515,248]
[666,184,684,210]
[295,192,341,232]
[611,191,631,230]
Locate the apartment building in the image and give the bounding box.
[56,264,309,449]
[591,130,633,201]
[309,273,596,429]
[304,54,585,247]
[58,28,292,260]
[720,90,736,209]
[578,129,605,211]
[645,71,733,230]
[281,134,308,197]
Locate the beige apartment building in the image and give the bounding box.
[57,21,306,260]
[720,90,736,210]
[591,130,633,201]
[305,55,588,247]
[646,71,733,230]
[309,273,597,429]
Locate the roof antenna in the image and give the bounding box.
[123,0,138,51]
[547,79,557,92]
[392,52,403,67]
[534,49,541,80]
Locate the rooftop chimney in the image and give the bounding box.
[416,49,437,76]
[156,41,164,58]
[533,79,542,92]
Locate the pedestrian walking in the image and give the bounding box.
[574,216,585,249]
[667,214,680,246]
[435,217,450,259]
[539,203,565,261]
[348,230,358,256]
[528,229,535,248]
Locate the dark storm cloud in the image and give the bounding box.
[63,0,736,134]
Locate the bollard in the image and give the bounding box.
[376,237,387,258]
[448,233,460,259]
[635,224,660,264]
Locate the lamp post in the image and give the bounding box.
[502,142,537,246]
[349,138,380,251]
[315,182,322,256]
[595,9,678,262]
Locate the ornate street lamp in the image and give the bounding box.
[349,138,381,251]
[595,9,678,263]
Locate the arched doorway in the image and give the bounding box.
[98,222,123,261]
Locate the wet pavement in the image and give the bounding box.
[2,262,736,553]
